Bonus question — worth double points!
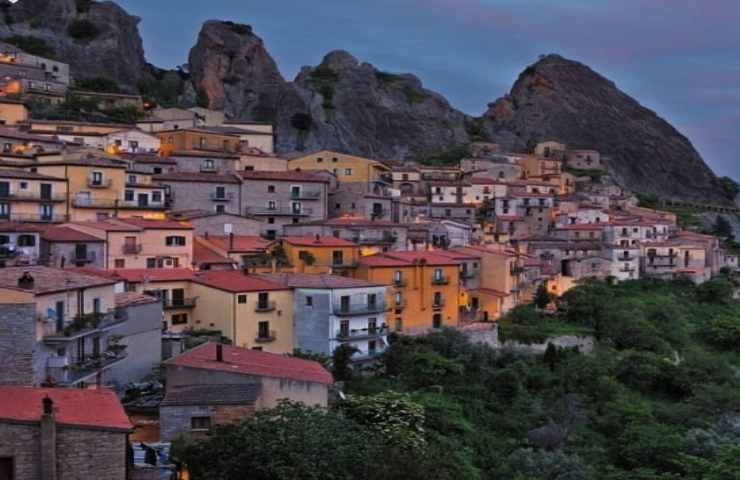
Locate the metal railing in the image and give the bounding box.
[69,251,96,264]
[255,330,277,343]
[210,192,234,201]
[41,311,122,341]
[432,275,449,285]
[0,191,65,202]
[46,349,127,386]
[432,298,445,309]
[122,244,143,255]
[255,301,277,313]
[336,325,388,341]
[87,178,112,188]
[0,213,68,223]
[163,298,197,309]
[335,303,387,316]
[291,190,322,200]
[245,206,314,216]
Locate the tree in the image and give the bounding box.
[543,342,559,372]
[298,250,316,266]
[534,283,552,309]
[75,77,121,93]
[695,278,734,304]
[719,176,740,200]
[331,343,359,381]
[713,215,734,240]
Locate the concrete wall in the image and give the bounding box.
[292,289,331,355]
[108,301,162,387]
[160,403,256,441]
[163,181,241,215]
[43,241,105,269]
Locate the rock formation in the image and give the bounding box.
[482,54,726,203]
[0,0,147,90]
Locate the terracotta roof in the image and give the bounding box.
[115,292,160,308]
[202,235,273,253]
[153,172,240,184]
[0,387,131,431]
[0,266,116,294]
[257,273,385,289]
[468,288,511,297]
[0,221,45,233]
[0,128,65,144]
[112,268,196,283]
[117,218,193,230]
[164,342,333,385]
[434,249,481,261]
[67,221,140,233]
[161,384,262,407]
[238,170,329,183]
[41,226,101,243]
[193,270,287,293]
[121,153,177,164]
[359,250,461,267]
[282,236,357,247]
[193,238,236,266]
[0,168,65,181]
[169,150,240,159]
[37,156,128,168]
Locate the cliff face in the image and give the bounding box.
[482,54,725,202]
[186,21,470,160]
[188,20,285,121]
[0,0,146,90]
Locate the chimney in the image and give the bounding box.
[17,271,34,290]
[229,232,234,250]
[40,396,57,480]
[216,343,223,362]
[204,231,209,239]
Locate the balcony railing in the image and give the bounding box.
[210,192,234,201]
[432,298,445,309]
[336,303,387,316]
[255,301,276,313]
[393,298,406,310]
[73,197,168,210]
[393,278,407,287]
[87,178,112,188]
[432,275,449,285]
[0,213,68,223]
[46,349,128,386]
[245,206,314,216]
[41,311,123,342]
[336,325,388,341]
[331,261,359,269]
[163,298,197,309]
[122,244,143,255]
[255,330,277,343]
[460,271,476,279]
[0,191,66,202]
[200,165,218,173]
[619,267,637,273]
[618,255,636,261]
[291,190,322,200]
[69,251,96,264]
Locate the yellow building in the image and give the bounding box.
[287,150,390,183]
[192,270,294,354]
[453,245,519,318]
[0,169,68,222]
[282,236,360,274]
[0,98,29,125]
[64,218,194,270]
[356,251,461,334]
[26,119,131,136]
[157,128,241,156]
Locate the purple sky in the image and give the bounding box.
[117,0,740,179]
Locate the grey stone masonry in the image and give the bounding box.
[0,302,37,385]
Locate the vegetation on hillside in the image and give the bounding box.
[172,277,740,479]
[2,34,55,58]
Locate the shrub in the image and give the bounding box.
[701,313,740,351]
[68,19,101,40]
[3,35,55,58]
[75,76,120,93]
[403,84,427,104]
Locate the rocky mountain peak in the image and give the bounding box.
[318,50,361,71]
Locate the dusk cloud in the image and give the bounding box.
[117,0,740,179]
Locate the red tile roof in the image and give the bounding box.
[165,342,333,385]
[0,387,132,431]
[0,168,65,181]
[115,292,160,308]
[194,270,287,293]
[117,218,193,230]
[257,273,385,289]
[468,288,511,297]
[201,235,273,253]
[42,226,104,243]
[68,221,141,232]
[111,268,196,283]
[282,236,357,247]
[0,266,116,294]
[0,222,46,233]
[193,238,236,266]
[238,170,329,183]
[359,250,461,267]
[302,216,402,227]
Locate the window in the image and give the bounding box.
[257,292,269,309]
[191,416,211,431]
[166,236,186,246]
[394,271,403,284]
[367,294,377,309]
[238,294,247,304]
[433,313,442,329]
[152,191,162,203]
[258,321,270,339]
[344,168,353,175]
[203,159,214,170]
[340,295,350,313]
[124,190,134,201]
[153,167,162,174]
[268,217,275,224]
[317,157,324,163]
[395,317,403,331]
[216,204,225,213]
[433,292,443,306]
[172,314,188,325]
[268,200,276,210]
[395,292,402,305]
[17,235,35,247]
[368,318,377,334]
[368,340,377,354]
[91,171,103,185]
[146,258,156,269]
[19,181,28,190]
[433,268,443,280]
[339,319,350,337]
[305,296,313,307]
[267,185,275,193]
[332,157,338,163]
[332,250,344,265]
[128,174,137,183]
[114,259,125,268]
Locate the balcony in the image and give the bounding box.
[46,349,128,386]
[87,178,112,188]
[122,244,143,255]
[0,213,68,223]
[255,301,276,313]
[619,267,637,273]
[331,261,359,269]
[336,303,387,316]
[618,255,636,261]
[245,206,314,216]
[336,325,389,341]
[0,191,66,202]
[370,209,389,218]
[432,275,449,285]
[41,311,123,343]
[432,298,445,309]
[254,330,277,343]
[291,190,322,200]
[73,197,168,210]
[163,298,197,310]
[210,192,234,201]
[460,270,476,279]
[393,278,407,287]
[69,251,96,264]
[200,165,218,173]
[393,298,406,310]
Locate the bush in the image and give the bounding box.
[403,84,427,104]
[3,35,55,58]
[68,19,101,40]
[701,313,740,351]
[75,76,120,93]
[719,176,739,200]
[695,278,734,304]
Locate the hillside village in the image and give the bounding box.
[0,27,739,480]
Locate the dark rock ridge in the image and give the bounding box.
[483,54,726,203]
[0,0,146,90]
[188,21,470,160]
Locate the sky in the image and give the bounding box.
[116,0,740,179]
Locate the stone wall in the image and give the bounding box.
[0,302,39,385]
[162,181,242,215]
[0,422,128,480]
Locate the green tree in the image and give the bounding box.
[719,176,740,200]
[695,278,734,304]
[713,215,734,239]
[534,283,552,309]
[543,342,559,372]
[331,343,359,381]
[75,77,120,93]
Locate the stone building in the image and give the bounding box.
[160,342,332,440]
[0,386,131,480]
[154,172,243,216]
